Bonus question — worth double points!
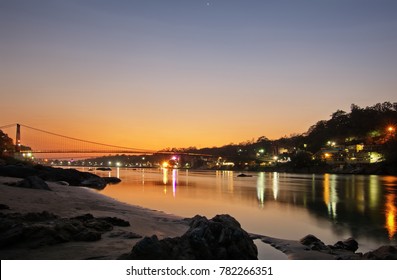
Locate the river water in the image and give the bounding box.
[89,168,396,255]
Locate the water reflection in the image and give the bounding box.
[256,172,265,206]
[272,172,279,200]
[385,193,396,239]
[323,174,338,219]
[162,168,168,185]
[216,170,234,193]
[172,169,177,198]
[99,168,397,247]
[252,173,397,242]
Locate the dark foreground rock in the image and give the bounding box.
[119,214,258,260]
[0,211,131,249]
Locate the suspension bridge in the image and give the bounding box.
[0,123,209,159]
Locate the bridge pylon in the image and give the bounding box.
[15,123,21,153]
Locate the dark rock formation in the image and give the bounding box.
[15,176,51,191]
[237,173,252,177]
[331,237,359,252]
[96,167,112,171]
[0,211,130,249]
[0,204,10,210]
[102,177,122,185]
[108,230,142,239]
[0,164,118,189]
[0,165,38,178]
[80,178,107,189]
[300,234,329,250]
[297,234,396,259]
[119,214,257,260]
[55,181,69,186]
[363,246,397,260]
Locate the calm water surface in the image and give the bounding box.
[90,168,396,253]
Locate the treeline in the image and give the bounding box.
[304,102,397,152]
[0,130,14,156]
[169,102,397,162]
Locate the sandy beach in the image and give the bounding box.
[0,176,189,260]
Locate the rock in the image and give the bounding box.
[300,234,328,250]
[237,173,252,177]
[16,176,51,191]
[331,237,359,252]
[80,178,107,189]
[0,204,10,210]
[102,177,121,184]
[363,246,397,260]
[96,167,112,171]
[56,181,69,186]
[72,213,95,221]
[99,216,130,227]
[0,165,38,178]
[0,164,111,189]
[108,230,142,239]
[120,214,258,260]
[0,212,127,249]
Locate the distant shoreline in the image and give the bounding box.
[52,163,397,176]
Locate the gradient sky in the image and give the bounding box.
[1,0,396,150]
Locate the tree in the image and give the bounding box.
[0,130,14,156]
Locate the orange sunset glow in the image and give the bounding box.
[1,1,397,151]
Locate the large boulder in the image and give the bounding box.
[119,214,258,260]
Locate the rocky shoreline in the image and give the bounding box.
[0,164,120,190]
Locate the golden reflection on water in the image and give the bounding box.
[385,193,396,240]
[216,170,234,193]
[162,168,168,185]
[383,176,397,240]
[369,175,380,209]
[256,172,265,206]
[323,174,338,219]
[272,172,279,200]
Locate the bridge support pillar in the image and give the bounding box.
[16,123,21,153]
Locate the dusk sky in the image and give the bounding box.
[1,0,396,150]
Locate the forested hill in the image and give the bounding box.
[176,102,397,162]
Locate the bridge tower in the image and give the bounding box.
[15,123,21,153]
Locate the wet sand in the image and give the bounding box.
[0,177,188,260]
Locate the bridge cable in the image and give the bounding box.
[20,124,155,153]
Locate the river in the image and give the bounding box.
[88,168,396,256]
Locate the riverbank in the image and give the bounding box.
[0,176,188,260]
